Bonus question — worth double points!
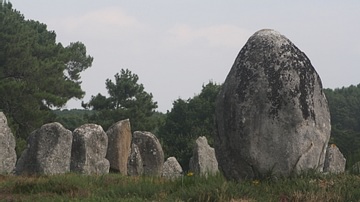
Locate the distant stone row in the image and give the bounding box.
[0,112,218,178]
[0,110,347,178]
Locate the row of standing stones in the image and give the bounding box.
[0,29,351,180]
[0,113,218,178]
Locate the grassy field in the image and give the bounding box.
[1,171,360,201]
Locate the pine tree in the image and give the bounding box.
[84,69,158,132]
[0,2,93,140]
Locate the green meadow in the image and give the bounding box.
[1,172,360,201]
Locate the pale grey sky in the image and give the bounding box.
[11,1,360,112]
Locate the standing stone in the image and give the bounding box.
[127,143,143,176]
[0,112,16,174]
[215,29,331,181]
[162,157,183,179]
[323,144,346,174]
[71,124,109,175]
[351,162,360,174]
[132,131,164,176]
[189,136,218,176]
[106,119,132,174]
[15,122,72,175]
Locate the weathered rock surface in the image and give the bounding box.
[0,112,16,174]
[189,136,218,176]
[127,143,143,176]
[16,122,72,175]
[215,29,331,181]
[71,124,109,175]
[106,119,132,174]
[323,144,346,174]
[162,157,183,179]
[351,162,360,174]
[132,131,164,176]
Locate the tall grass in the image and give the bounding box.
[1,172,360,201]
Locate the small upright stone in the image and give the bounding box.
[162,157,183,179]
[323,144,346,174]
[106,119,132,174]
[71,124,109,175]
[15,122,72,175]
[351,162,360,174]
[189,136,218,176]
[132,131,164,176]
[127,143,143,176]
[215,29,331,181]
[0,112,16,174]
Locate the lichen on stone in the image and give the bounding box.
[215,29,331,181]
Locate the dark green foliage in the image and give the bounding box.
[158,81,221,171]
[0,2,93,142]
[325,84,360,131]
[82,94,112,110]
[324,84,360,168]
[83,69,159,132]
[53,109,94,131]
[14,137,26,158]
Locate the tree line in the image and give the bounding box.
[1,2,360,171]
[325,85,360,168]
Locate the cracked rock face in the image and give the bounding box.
[106,119,132,175]
[0,112,16,174]
[132,131,164,176]
[162,157,183,179]
[189,136,218,176]
[215,29,331,181]
[16,122,72,175]
[323,144,346,174]
[71,124,109,175]
[127,143,143,176]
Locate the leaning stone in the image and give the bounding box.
[323,144,346,174]
[71,124,109,175]
[132,131,164,176]
[215,29,331,181]
[0,112,16,174]
[106,119,132,174]
[189,136,218,176]
[15,122,72,175]
[162,157,183,179]
[127,143,143,176]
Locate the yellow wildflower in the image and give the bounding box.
[187,172,194,177]
[252,180,260,186]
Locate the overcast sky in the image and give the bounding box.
[11,1,360,112]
